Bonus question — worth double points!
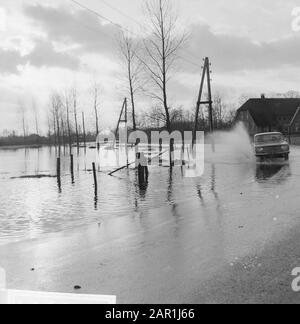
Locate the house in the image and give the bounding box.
[236,96,300,141]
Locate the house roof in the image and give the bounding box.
[237,98,300,127]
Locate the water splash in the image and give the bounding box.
[207,123,254,164]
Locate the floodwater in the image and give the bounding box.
[1,127,300,302]
[0,142,204,244]
[0,128,296,246]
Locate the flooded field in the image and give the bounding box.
[0,137,299,248]
[1,129,300,303]
[0,129,298,246]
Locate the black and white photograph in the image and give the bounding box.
[1,0,300,307]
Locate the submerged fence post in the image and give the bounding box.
[136,152,148,185]
[70,154,74,183]
[169,138,174,167]
[181,137,185,166]
[159,138,163,167]
[148,140,152,164]
[57,157,61,192]
[92,162,98,193]
[57,157,61,177]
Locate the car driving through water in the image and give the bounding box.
[254,132,290,161]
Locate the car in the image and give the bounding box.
[254,132,290,161]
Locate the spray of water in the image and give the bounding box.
[208,123,255,164]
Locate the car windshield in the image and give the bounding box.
[255,134,283,144]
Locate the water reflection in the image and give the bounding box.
[57,175,62,193]
[138,179,148,199]
[70,155,75,185]
[196,184,205,207]
[134,169,149,210]
[1,144,298,245]
[94,192,98,210]
[256,162,291,183]
[211,164,219,201]
[167,168,173,204]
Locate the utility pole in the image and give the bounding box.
[206,58,215,152]
[115,98,127,140]
[192,57,215,152]
[193,59,207,146]
[124,97,128,124]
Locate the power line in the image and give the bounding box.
[97,0,142,28]
[178,56,202,68]
[68,0,131,34]
[67,0,203,69]
[97,0,203,68]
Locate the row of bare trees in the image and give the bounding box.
[138,93,237,132]
[119,0,187,132]
[17,99,41,145]
[47,85,101,152]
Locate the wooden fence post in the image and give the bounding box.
[57,157,61,191]
[92,163,98,193]
[159,138,163,167]
[136,152,148,184]
[70,154,74,183]
[169,138,174,167]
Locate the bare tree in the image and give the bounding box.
[119,33,143,130]
[61,118,66,147]
[72,88,80,149]
[51,93,62,149]
[141,0,186,131]
[140,106,166,128]
[281,90,300,98]
[213,94,227,129]
[63,90,72,153]
[93,83,100,136]
[238,94,252,106]
[18,101,27,145]
[31,98,40,145]
[51,107,57,146]
[82,111,86,147]
[47,114,52,143]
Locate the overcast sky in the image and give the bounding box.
[1,0,300,134]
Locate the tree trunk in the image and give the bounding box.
[73,92,80,149]
[82,112,86,147]
[66,96,72,153]
[160,0,171,132]
[94,87,99,136]
[128,57,137,131]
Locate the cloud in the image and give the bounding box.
[24,4,300,75]
[0,40,80,75]
[26,40,80,69]
[0,48,24,74]
[185,24,300,73]
[24,4,120,55]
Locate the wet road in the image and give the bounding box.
[1,138,300,303]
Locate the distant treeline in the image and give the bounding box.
[0,132,97,147]
[0,106,237,147]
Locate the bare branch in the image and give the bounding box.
[141,0,186,131]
